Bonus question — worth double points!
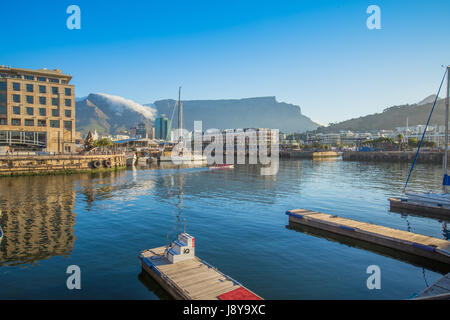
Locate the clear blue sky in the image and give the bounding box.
[1,0,449,125]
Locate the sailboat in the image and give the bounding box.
[391,66,450,213]
[159,87,206,163]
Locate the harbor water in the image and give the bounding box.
[0,159,448,299]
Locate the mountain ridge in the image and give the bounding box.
[152,96,319,133]
[314,95,448,134]
[76,95,320,135]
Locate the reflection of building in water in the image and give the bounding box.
[0,175,76,266]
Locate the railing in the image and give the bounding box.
[0,137,46,147]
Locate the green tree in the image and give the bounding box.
[422,140,437,148]
[408,137,418,148]
[94,138,114,148]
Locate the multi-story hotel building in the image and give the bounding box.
[0,66,76,153]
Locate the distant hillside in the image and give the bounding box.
[417,95,438,106]
[152,96,319,133]
[76,93,156,136]
[315,96,447,133]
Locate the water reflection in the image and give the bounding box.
[0,175,77,266]
[0,159,448,299]
[286,222,450,274]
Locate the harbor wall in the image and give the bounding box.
[342,151,445,164]
[0,154,126,176]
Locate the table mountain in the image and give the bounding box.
[151,96,319,133]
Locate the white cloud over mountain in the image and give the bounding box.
[95,93,157,120]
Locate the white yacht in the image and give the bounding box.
[158,87,207,164]
[400,66,450,213]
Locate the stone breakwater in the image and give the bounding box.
[342,151,445,164]
[0,154,126,176]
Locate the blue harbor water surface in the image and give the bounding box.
[0,159,449,299]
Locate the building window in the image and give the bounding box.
[39,96,46,105]
[24,75,35,81]
[26,95,34,104]
[12,94,20,103]
[52,109,59,117]
[50,120,60,128]
[52,97,59,106]
[13,106,20,115]
[26,84,34,92]
[0,93,6,103]
[37,77,46,82]
[65,109,72,117]
[39,85,46,93]
[13,83,20,91]
[52,87,58,94]
[65,88,72,96]
[0,82,6,91]
[12,119,21,126]
[65,99,72,107]
[49,78,59,83]
[0,118,6,125]
[64,120,72,130]
[0,106,6,114]
[26,107,34,115]
[39,108,46,116]
[38,120,46,127]
[25,119,34,126]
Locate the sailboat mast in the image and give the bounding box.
[178,86,183,132]
[445,66,450,192]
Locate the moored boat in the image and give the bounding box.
[210,164,234,170]
[390,66,450,215]
[126,154,137,166]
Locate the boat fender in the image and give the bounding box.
[92,160,101,169]
[103,160,112,168]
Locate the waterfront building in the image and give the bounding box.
[136,122,147,138]
[129,126,137,137]
[154,114,172,141]
[0,66,76,153]
[319,133,341,146]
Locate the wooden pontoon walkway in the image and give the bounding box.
[286,209,450,265]
[413,273,450,300]
[139,246,262,300]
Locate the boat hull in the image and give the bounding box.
[405,192,450,210]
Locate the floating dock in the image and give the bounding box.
[389,197,450,220]
[413,273,450,300]
[286,209,450,265]
[139,233,262,300]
